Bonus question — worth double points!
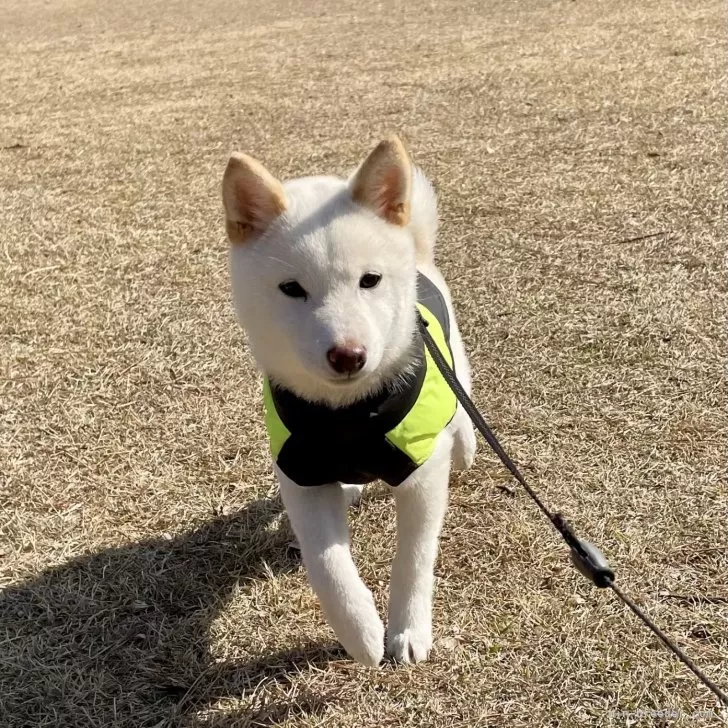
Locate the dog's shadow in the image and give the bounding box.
[0,497,344,727]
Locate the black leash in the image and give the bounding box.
[417,314,728,708]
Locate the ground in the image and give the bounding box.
[0,1,726,726]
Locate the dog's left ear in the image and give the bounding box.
[350,135,411,226]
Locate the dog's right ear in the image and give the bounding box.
[222,153,287,244]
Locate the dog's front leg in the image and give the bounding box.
[387,437,451,663]
[277,469,384,667]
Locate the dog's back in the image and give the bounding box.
[409,166,438,265]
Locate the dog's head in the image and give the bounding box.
[223,136,420,406]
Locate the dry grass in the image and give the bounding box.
[1,0,726,725]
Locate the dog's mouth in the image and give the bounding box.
[324,370,368,385]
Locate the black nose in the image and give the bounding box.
[327,344,367,374]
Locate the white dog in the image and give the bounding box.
[222,136,476,666]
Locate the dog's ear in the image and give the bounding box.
[350,135,412,226]
[222,153,287,244]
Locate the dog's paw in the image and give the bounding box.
[325,587,384,667]
[386,625,433,664]
[338,609,385,667]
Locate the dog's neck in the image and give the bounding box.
[270,342,425,431]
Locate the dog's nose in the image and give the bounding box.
[327,344,367,374]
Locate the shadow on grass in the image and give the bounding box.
[0,498,343,727]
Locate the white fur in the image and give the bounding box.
[229,156,475,666]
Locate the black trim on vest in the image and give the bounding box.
[417,273,450,340]
[270,272,451,487]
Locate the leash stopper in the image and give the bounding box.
[570,539,615,588]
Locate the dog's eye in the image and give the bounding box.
[278,280,308,300]
[359,273,382,289]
